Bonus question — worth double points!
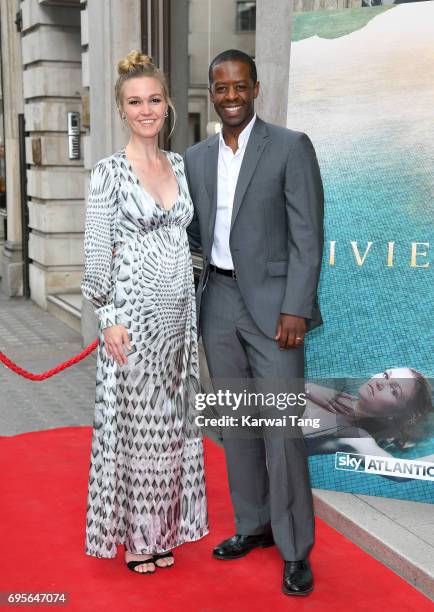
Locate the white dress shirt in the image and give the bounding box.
[211,114,257,269]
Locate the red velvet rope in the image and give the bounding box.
[0,340,98,381]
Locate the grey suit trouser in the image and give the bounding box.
[200,270,315,561]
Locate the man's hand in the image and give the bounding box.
[274,314,307,350]
[103,324,131,366]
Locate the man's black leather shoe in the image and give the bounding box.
[282,560,313,596]
[213,533,274,560]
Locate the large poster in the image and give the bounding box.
[288,2,434,502]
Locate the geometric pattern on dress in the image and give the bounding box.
[82,151,208,557]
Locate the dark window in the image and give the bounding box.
[188,113,201,146]
[236,1,256,32]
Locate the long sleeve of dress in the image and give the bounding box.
[81,158,120,330]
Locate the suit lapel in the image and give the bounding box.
[231,118,269,230]
[204,135,219,244]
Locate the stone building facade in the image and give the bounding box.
[0,0,289,345]
[293,0,362,9]
[0,0,146,336]
[188,0,255,141]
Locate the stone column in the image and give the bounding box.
[255,0,293,127]
[20,0,84,308]
[84,0,142,165]
[0,0,24,296]
[169,0,189,154]
[81,0,141,345]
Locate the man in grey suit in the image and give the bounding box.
[184,50,324,597]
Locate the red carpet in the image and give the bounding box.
[0,427,431,611]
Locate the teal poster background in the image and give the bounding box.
[288,2,434,502]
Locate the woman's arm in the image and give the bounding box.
[337,436,393,457]
[81,159,130,365]
[81,159,119,329]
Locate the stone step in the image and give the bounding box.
[313,489,434,599]
[47,293,82,333]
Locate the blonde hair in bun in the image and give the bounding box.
[117,50,154,74]
[115,50,176,136]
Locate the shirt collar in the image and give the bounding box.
[219,113,257,151]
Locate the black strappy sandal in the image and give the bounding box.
[152,551,174,569]
[126,557,156,574]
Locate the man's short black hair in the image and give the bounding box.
[208,49,257,86]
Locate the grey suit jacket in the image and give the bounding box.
[184,117,324,340]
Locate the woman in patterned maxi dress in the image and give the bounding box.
[81,51,208,573]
